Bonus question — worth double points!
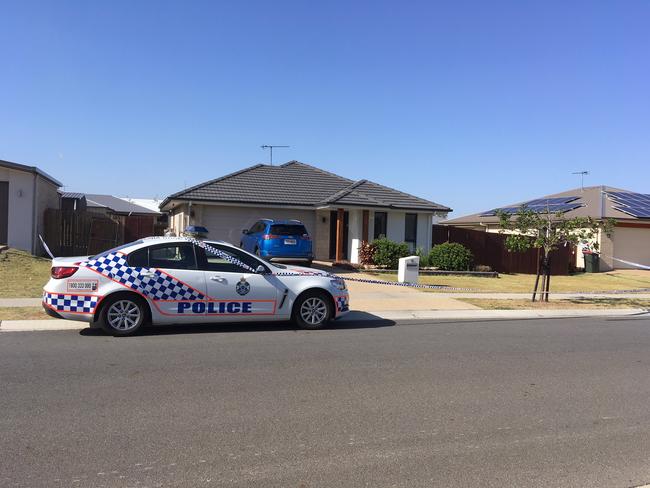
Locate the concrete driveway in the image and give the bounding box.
[344,273,480,312]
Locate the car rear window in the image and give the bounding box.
[269,224,307,236]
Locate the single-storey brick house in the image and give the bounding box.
[160,161,451,262]
[442,185,650,271]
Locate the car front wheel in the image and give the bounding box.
[99,295,147,336]
[293,291,332,330]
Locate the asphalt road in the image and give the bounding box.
[2,316,650,488]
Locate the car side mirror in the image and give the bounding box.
[255,265,267,274]
[242,229,249,234]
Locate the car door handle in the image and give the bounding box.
[140,271,156,278]
[210,276,226,282]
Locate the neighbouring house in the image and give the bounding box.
[442,185,650,271]
[60,192,162,242]
[46,192,162,256]
[0,159,61,254]
[160,161,452,262]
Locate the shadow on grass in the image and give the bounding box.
[80,313,396,337]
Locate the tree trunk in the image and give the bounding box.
[532,251,543,302]
[544,254,552,302]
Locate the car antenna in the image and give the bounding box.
[261,145,290,165]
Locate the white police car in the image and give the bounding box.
[42,237,349,335]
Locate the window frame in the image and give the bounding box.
[404,213,418,248]
[145,242,199,270]
[373,212,388,240]
[196,243,271,274]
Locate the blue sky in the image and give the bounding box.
[1,1,648,217]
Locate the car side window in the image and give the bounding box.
[199,244,269,273]
[251,221,264,234]
[127,248,149,267]
[148,244,197,270]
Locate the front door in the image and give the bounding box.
[0,181,8,244]
[329,210,349,260]
[199,243,281,320]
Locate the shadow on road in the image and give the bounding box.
[79,315,396,337]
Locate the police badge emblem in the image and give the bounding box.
[236,277,250,296]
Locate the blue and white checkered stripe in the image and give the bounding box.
[44,292,99,313]
[335,296,349,312]
[186,238,257,273]
[83,253,205,301]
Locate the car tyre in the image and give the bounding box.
[292,290,332,330]
[99,294,147,336]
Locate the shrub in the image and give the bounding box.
[428,242,473,271]
[358,241,376,265]
[373,238,410,269]
[416,247,430,267]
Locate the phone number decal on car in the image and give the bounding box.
[66,280,99,292]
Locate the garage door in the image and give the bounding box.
[200,206,316,246]
[612,227,650,269]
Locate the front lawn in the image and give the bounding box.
[458,298,650,310]
[363,270,650,293]
[0,249,51,298]
[0,306,52,320]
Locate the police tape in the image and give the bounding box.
[272,271,478,291]
[183,237,476,291]
[611,257,650,270]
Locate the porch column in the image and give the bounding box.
[336,208,345,261]
[362,210,369,242]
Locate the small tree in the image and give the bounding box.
[496,207,615,302]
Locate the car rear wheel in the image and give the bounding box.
[99,295,147,336]
[293,291,332,330]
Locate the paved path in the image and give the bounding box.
[0,297,42,307]
[3,316,650,487]
[1,309,646,332]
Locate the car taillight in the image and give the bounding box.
[301,234,311,240]
[263,234,280,240]
[51,266,78,279]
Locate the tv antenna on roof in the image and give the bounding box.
[261,145,290,165]
[572,171,589,191]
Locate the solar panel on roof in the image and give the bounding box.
[479,197,583,217]
[607,192,650,218]
[524,196,580,206]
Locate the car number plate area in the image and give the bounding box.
[284,238,297,245]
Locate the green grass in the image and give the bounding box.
[363,270,650,293]
[458,298,650,310]
[0,249,51,298]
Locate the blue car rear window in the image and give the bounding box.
[269,224,307,236]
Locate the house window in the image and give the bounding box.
[405,213,417,250]
[374,212,387,239]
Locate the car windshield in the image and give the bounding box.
[269,224,307,236]
[91,240,144,259]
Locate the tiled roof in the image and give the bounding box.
[161,161,451,212]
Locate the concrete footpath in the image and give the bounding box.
[1,308,647,332]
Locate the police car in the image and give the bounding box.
[42,237,349,335]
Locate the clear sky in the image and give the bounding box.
[1,1,648,217]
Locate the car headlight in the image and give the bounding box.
[330,279,347,291]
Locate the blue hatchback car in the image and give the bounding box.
[240,219,313,266]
